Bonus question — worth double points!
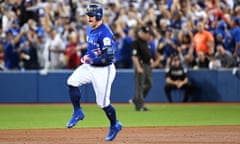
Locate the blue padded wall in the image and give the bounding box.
[0,71,38,103]
[0,69,239,103]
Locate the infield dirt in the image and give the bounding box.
[0,126,240,144]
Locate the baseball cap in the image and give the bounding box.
[12,19,19,25]
[123,27,129,34]
[139,26,155,37]
[5,28,18,37]
[139,26,154,35]
[37,28,45,37]
[232,16,240,25]
[139,26,150,33]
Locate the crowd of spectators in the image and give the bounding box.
[0,0,240,71]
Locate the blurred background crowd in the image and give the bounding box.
[0,0,240,71]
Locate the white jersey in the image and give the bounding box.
[45,34,65,69]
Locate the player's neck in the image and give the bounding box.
[92,20,103,29]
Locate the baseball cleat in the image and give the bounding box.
[67,108,85,128]
[136,106,150,112]
[105,121,122,141]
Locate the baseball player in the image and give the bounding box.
[66,3,122,141]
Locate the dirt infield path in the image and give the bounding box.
[1,126,240,144]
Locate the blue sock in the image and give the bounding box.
[69,86,81,112]
[103,104,117,126]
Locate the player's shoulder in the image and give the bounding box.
[100,23,111,30]
[100,24,113,35]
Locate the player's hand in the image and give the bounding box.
[174,81,181,88]
[176,81,184,88]
[81,55,93,64]
[137,66,144,74]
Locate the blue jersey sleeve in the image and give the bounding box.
[86,24,116,65]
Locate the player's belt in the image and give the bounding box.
[90,63,111,67]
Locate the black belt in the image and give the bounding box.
[90,63,111,67]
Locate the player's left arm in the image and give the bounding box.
[97,36,116,64]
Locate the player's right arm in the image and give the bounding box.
[132,55,143,73]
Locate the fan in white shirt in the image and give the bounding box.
[45,27,66,69]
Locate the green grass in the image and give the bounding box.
[0,103,240,130]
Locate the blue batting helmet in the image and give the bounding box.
[86,4,103,21]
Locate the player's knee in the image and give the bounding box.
[67,76,78,87]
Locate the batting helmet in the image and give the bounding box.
[86,4,103,21]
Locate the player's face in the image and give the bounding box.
[87,15,98,28]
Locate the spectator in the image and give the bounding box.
[10,19,21,34]
[155,4,171,32]
[208,54,222,70]
[191,2,207,23]
[31,26,48,70]
[45,26,66,69]
[164,54,192,103]
[177,22,195,67]
[18,19,40,70]
[18,0,39,26]
[169,9,184,33]
[229,16,240,65]
[64,32,81,69]
[4,27,25,70]
[152,27,178,68]
[142,4,157,27]
[215,44,236,68]
[0,39,5,70]
[115,28,134,69]
[193,51,209,69]
[193,22,215,56]
[214,21,231,52]
[126,3,144,27]
[146,21,158,61]
[19,39,39,70]
[169,0,189,37]
[1,0,239,71]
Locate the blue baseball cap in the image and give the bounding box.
[139,26,150,33]
[12,19,19,25]
[5,28,18,37]
[37,27,45,37]
[37,31,44,37]
[86,4,103,21]
[232,16,240,25]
